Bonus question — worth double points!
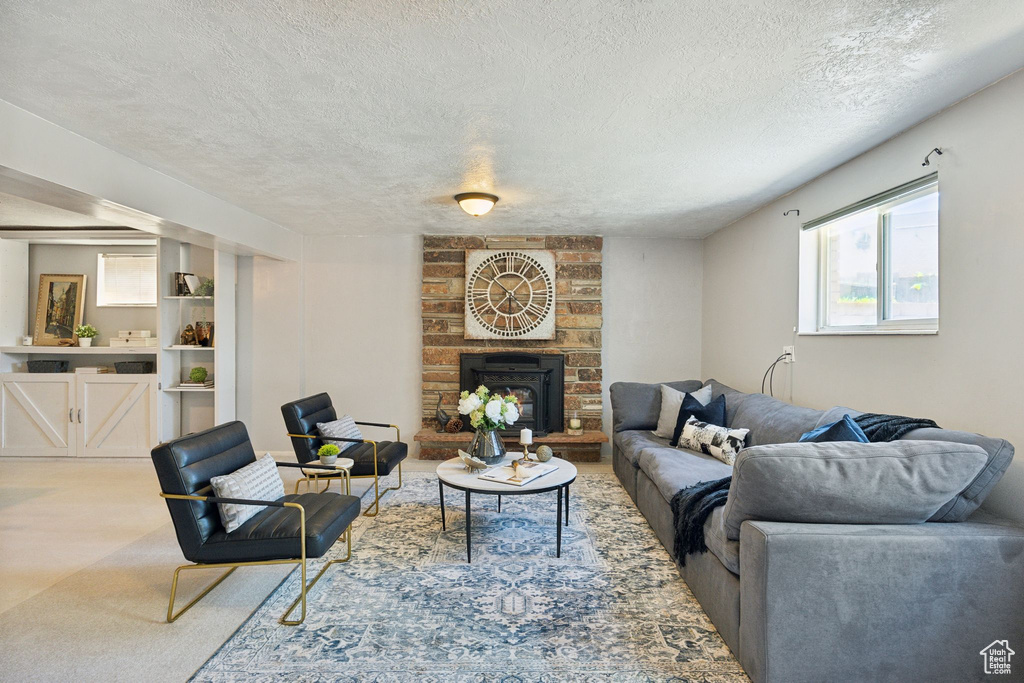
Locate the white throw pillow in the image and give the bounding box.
[678,416,749,466]
[210,454,286,533]
[317,415,363,453]
[653,383,712,438]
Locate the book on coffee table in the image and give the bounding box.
[478,461,558,487]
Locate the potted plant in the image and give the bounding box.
[189,367,208,384]
[457,385,520,465]
[318,443,340,465]
[74,324,98,347]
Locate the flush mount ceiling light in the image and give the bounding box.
[454,192,498,216]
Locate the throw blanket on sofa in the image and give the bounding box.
[853,413,939,442]
[670,477,731,565]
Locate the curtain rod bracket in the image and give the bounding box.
[783,209,800,217]
[922,148,943,166]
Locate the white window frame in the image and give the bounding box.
[799,174,938,335]
[96,253,158,307]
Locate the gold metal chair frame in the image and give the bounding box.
[287,423,404,517]
[159,492,352,626]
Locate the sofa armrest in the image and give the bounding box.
[739,519,1024,683]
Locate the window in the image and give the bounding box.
[96,253,157,306]
[799,174,938,333]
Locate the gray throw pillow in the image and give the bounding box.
[722,440,989,540]
[317,415,363,453]
[210,454,286,533]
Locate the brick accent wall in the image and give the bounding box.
[421,235,603,438]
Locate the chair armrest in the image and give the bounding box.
[276,461,343,472]
[355,421,401,442]
[286,433,368,445]
[159,492,301,508]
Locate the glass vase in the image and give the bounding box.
[468,429,507,465]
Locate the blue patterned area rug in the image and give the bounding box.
[193,472,747,682]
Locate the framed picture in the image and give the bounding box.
[33,274,87,346]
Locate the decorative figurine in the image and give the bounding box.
[435,392,450,433]
[536,445,553,462]
[180,324,197,346]
[457,449,488,471]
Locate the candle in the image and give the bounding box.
[520,428,533,445]
[569,417,582,430]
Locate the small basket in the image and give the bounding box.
[27,360,70,373]
[114,361,155,374]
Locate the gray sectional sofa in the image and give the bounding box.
[611,379,1024,683]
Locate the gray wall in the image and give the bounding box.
[701,68,1024,523]
[27,244,158,344]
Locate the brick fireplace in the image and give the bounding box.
[416,235,606,461]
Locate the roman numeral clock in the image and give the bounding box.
[464,249,556,339]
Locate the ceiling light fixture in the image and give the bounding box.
[454,192,498,216]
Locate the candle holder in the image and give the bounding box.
[567,412,584,436]
[519,438,533,461]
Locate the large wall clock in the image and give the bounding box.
[464,249,556,339]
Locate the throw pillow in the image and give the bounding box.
[654,383,712,438]
[209,454,286,533]
[317,415,363,453]
[671,393,727,446]
[799,414,869,443]
[678,416,749,465]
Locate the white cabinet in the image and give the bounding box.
[76,374,157,458]
[0,374,76,457]
[0,373,156,458]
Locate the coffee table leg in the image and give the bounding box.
[497,494,501,513]
[465,490,472,563]
[439,480,446,531]
[565,485,570,526]
[556,486,563,558]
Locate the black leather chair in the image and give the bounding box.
[151,421,361,625]
[281,393,406,517]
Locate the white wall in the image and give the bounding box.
[603,237,704,446]
[701,69,1024,523]
[239,234,704,459]
[27,244,157,344]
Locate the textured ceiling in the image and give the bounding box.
[2,1,1024,238]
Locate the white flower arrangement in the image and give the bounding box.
[458,385,520,431]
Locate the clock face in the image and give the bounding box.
[464,250,556,339]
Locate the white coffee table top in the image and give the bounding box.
[437,453,577,493]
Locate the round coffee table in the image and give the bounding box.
[436,454,577,563]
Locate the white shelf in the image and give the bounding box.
[163,385,216,392]
[0,346,158,355]
[164,345,215,351]
[163,296,213,301]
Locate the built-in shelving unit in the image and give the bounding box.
[157,238,235,441]
[0,346,157,355]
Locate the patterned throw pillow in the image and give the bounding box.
[209,454,286,533]
[678,416,749,466]
[317,415,363,453]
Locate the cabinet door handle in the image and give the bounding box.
[77,409,82,423]
[70,408,74,423]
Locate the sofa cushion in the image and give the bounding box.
[722,441,989,540]
[730,393,823,446]
[637,446,734,503]
[816,406,1015,522]
[610,380,703,433]
[614,430,672,468]
[703,506,739,575]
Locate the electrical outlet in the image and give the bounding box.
[782,346,795,363]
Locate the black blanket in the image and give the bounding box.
[670,477,731,565]
[853,413,939,442]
